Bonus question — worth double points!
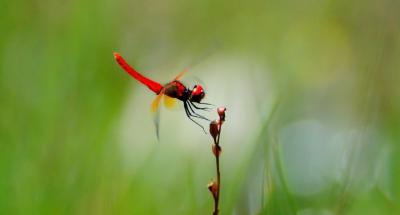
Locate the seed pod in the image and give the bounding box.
[212,144,222,157]
[207,181,219,197]
[217,107,226,121]
[209,120,219,144]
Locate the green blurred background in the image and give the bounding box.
[1,0,400,214]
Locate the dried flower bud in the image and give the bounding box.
[217,107,226,121]
[212,144,222,157]
[209,120,219,144]
[207,181,219,196]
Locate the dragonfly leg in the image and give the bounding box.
[187,102,210,121]
[185,102,205,122]
[190,101,212,111]
[198,102,215,106]
[184,102,207,133]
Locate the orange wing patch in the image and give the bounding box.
[163,95,178,110]
[151,91,164,113]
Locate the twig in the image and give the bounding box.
[208,107,226,215]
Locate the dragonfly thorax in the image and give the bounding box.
[164,80,191,101]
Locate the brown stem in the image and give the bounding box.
[213,150,220,215]
[213,124,222,215]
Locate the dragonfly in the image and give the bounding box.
[114,52,212,137]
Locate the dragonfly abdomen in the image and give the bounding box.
[114,52,163,94]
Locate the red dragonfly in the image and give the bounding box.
[114,52,212,137]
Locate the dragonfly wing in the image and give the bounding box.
[174,68,188,80]
[163,95,179,110]
[151,91,164,139]
[151,92,164,113]
[153,110,160,140]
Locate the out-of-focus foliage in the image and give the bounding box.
[1,0,399,214]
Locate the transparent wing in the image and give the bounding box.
[174,68,188,80]
[151,91,164,139]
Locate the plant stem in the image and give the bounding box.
[209,107,226,215]
[213,124,222,215]
[213,152,220,215]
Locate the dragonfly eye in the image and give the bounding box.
[190,85,205,102]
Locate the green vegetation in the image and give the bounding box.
[1,0,399,214]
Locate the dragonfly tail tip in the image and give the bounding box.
[113,52,121,59]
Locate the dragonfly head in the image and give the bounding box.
[189,84,205,103]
